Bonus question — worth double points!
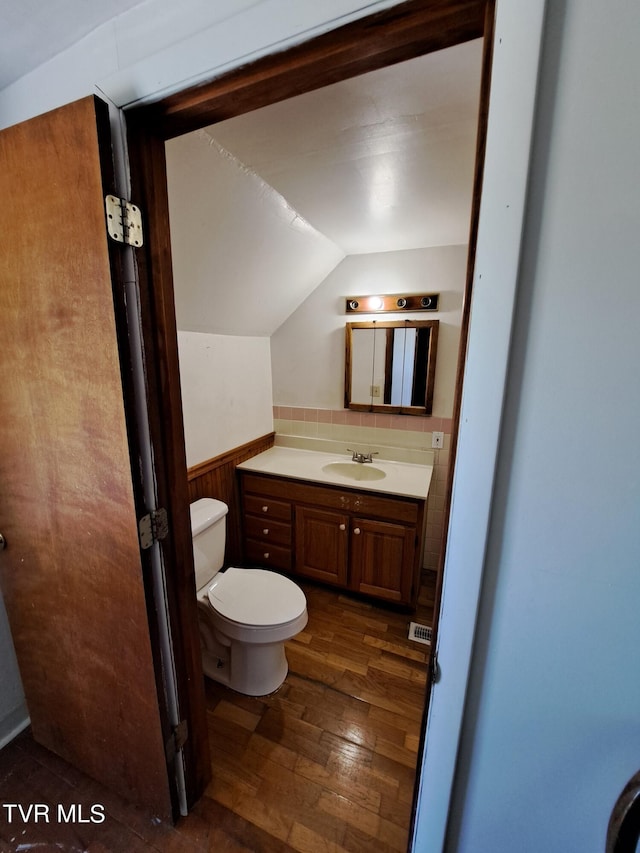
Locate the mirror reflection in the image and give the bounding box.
[345,320,439,415]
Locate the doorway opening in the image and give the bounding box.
[160,40,482,848]
[125,0,494,845]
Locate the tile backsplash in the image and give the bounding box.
[273,406,452,572]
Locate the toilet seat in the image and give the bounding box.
[207,567,306,628]
[190,496,307,695]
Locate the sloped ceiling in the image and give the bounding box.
[210,39,483,256]
[165,39,483,336]
[166,131,345,337]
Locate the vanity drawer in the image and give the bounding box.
[243,494,291,522]
[245,539,292,572]
[244,515,291,546]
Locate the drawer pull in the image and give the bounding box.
[263,528,269,535]
[339,524,346,531]
[354,527,361,535]
[262,505,268,513]
[263,552,270,559]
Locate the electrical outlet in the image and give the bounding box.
[432,431,444,449]
[370,385,381,397]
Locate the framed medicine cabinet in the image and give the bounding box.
[345,320,439,415]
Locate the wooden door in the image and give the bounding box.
[0,96,173,819]
[295,506,349,586]
[350,518,416,605]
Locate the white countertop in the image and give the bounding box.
[237,445,433,500]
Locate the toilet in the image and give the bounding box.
[190,497,307,696]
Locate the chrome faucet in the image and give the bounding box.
[347,448,379,464]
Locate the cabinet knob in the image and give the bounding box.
[339,524,346,531]
[263,552,270,559]
[263,528,269,535]
[354,527,361,535]
[262,505,268,512]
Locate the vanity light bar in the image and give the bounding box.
[345,293,439,313]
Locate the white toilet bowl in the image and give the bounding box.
[190,498,307,696]
[197,567,307,695]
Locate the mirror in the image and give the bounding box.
[345,320,439,415]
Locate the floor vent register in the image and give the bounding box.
[408,622,432,645]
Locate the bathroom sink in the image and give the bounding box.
[322,461,386,482]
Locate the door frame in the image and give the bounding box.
[124,0,545,844]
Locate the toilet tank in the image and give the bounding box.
[190,498,229,592]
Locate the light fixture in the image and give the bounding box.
[345,293,440,314]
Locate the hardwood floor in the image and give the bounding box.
[0,576,435,852]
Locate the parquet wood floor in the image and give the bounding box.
[0,575,435,852]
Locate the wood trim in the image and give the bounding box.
[187,433,275,566]
[125,125,211,811]
[187,433,275,482]
[135,0,486,139]
[345,320,439,415]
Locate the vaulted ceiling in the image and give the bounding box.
[166,39,482,337]
[209,39,482,256]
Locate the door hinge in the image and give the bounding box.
[165,719,188,763]
[429,650,441,685]
[105,194,144,247]
[138,508,169,550]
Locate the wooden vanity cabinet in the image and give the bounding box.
[239,471,426,608]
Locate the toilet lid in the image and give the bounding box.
[207,567,306,627]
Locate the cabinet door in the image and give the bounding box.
[350,517,416,605]
[295,506,349,586]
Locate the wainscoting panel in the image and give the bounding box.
[187,433,275,566]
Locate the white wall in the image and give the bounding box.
[271,245,466,417]
[444,2,640,850]
[177,331,273,466]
